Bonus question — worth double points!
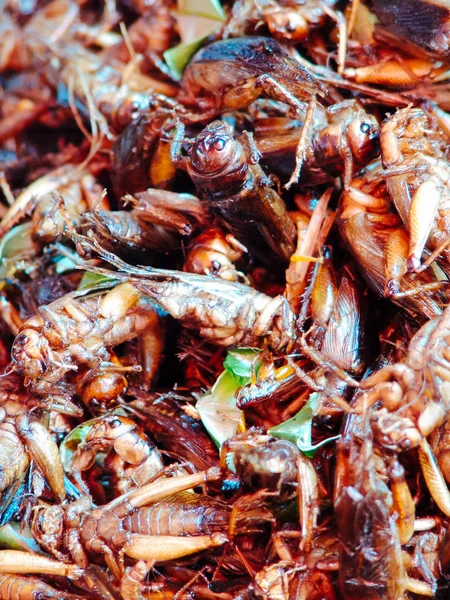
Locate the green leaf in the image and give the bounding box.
[77,271,118,291]
[164,0,224,77]
[178,0,225,20]
[268,393,340,456]
[223,348,262,382]
[0,222,34,260]
[164,37,207,78]
[196,348,264,448]
[268,393,320,445]
[196,370,243,448]
[0,222,38,283]
[0,524,42,553]
[299,434,341,458]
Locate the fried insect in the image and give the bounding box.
[255,99,379,188]
[342,15,450,89]
[65,232,297,352]
[308,262,366,407]
[129,394,221,473]
[83,189,206,259]
[334,421,434,599]
[236,354,314,416]
[111,109,184,198]
[11,283,165,407]
[0,165,91,238]
[222,429,300,501]
[223,0,347,73]
[241,253,367,416]
[224,0,334,39]
[83,210,171,260]
[34,0,177,119]
[222,428,323,552]
[181,36,325,113]
[380,107,450,272]
[69,415,164,496]
[354,302,450,455]
[1,0,174,135]
[30,171,109,246]
[31,469,228,582]
[0,573,83,599]
[181,36,327,186]
[339,159,449,319]
[1,277,147,414]
[0,376,66,515]
[253,562,336,600]
[184,228,247,282]
[6,1,450,597]
[176,120,296,265]
[55,49,177,136]
[123,189,206,236]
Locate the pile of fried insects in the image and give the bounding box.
[1,0,450,597]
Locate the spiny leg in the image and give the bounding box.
[418,438,450,516]
[286,96,317,189]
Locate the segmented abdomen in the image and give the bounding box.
[0,573,76,599]
[0,420,28,492]
[124,500,230,536]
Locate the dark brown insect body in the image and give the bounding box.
[182,36,327,186]
[183,120,296,265]
[308,265,367,409]
[334,417,434,600]
[111,110,180,198]
[82,210,172,259]
[335,438,406,600]
[372,0,450,56]
[83,189,206,259]
[256,100,379,186]
[181,36,325,113]
[130,396,221,472]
